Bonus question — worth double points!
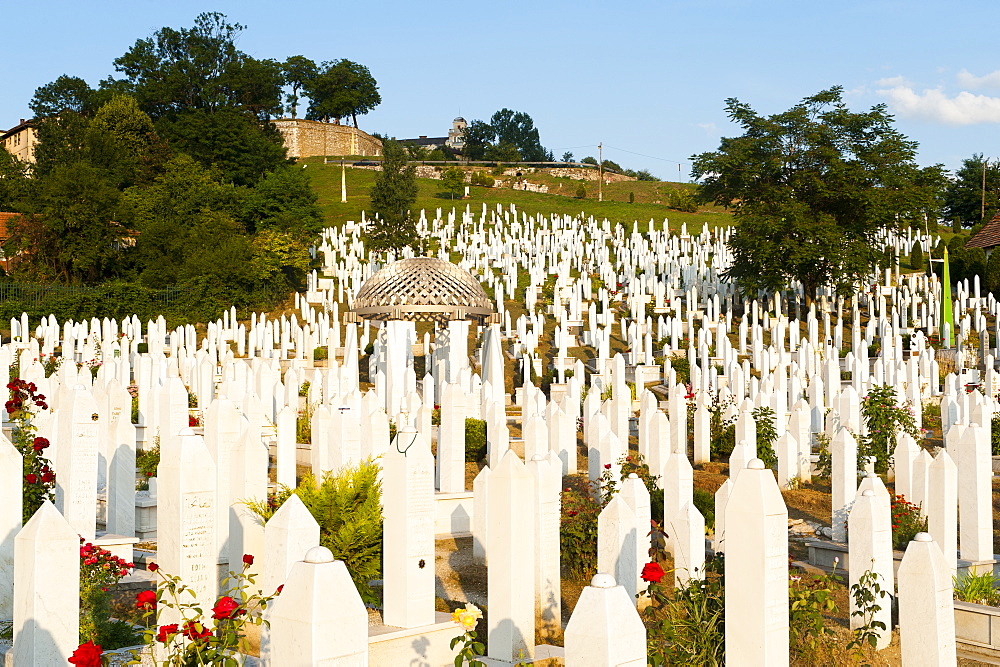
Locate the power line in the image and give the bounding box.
[603,144,689,166]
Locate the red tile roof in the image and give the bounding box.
[967,212,1000,249]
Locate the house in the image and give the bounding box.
[401,118,467,154]
[1,119,38,164]
[965,211,1000,256]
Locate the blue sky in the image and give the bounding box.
[3,0,998,181]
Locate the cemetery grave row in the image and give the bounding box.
[0,202,995,665]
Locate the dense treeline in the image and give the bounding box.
[0,13,380,323]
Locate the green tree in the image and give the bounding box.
[562,151,574,163]
[692,86,945,302]
[489,108,548,161]
[282,55,318,118]
[0,150,29,212]
[581,156,598,165]
[986,249,1000,294]
[155,108,287,186]
[86,94,163,187]
[441,166,465,200]
[366,140,418,253]
[460,120,495,160]
[305,60,381,128]
[241,164,323,236]
[944,154,1000,228]
[484,141,520,162]
[7,162,125,284]
[29,75,96,118]
[910,240,924,273]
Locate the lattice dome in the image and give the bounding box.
[349,258,497,323]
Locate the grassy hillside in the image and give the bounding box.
[302,157,733,232]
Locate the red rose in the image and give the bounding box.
[147,562,159,572]
[182,620,212,641]
[641,561,666,584]
[24,474,37,484]
[243,554,254,566]
[276,584,284,594]
[136,589,156,610]
[188,415,198,427]
[68,640,103,667]
[604,464,611,470]
[212,595,240,619]
[32,436,49,451]
[41,471,54,483]
[156,623,179,643]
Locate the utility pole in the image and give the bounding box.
[982,157,988,222]
[341,157,347,203]
[598,142,603,202]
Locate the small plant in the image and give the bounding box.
[128,384,139,424]
[992,414,1000,456]
[859,385,919,473]
[465,418,487,462]
[575,182,587,199]
[954,569,1000,606]
[789,564,841,662]
[245,461,383,605]
[7,378,55,523]
[751,405,778,469]
[847,567,889,657]
[38,352,62,377]
[560,475,602,581]
[890,494,927,550]
[136,443,160,490]
[814,432,832,478]
[313,347,328,361]
[642,553,725,665]
[297,404,314,443]
[79,539,138,649]
[128,554,277,666]
[449,603,485,666]
[298,381,310,398]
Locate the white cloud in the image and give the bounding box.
[877,85,1000,125]
[956,69,1000,90]
[875,76,910,88]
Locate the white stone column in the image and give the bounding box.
[564,573,647,666]
[549,406,576,476]
[158,427,218,621]
[229,429,268,569]
[724,459,788,666]
[106,393,137,537]
[597,495,638,604]
[892,432,919,502]
[618,473,651,597]
[713,478,732,553]
[55,384,101,540]
[262,546,369,666]
[897,533,957,667]
[487,450,536,662]
[848,490,893,650]
[528,454,561,642]
[438,382,467,492]
[0,435,21,621]
[775,431,799,489]
[13,501,79,665]
[927,448,958,573]
[262,494,320,596]
[958,423,993,563]
[383,426,436,628]
[693,403,710,464]
[275,405,297,490]
[673,502,706,587]
[472,465,491,565]
[831,427,857,543]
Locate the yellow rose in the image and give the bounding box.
[451,604,482,631]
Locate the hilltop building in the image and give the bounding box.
[272,118,382,159]
[1,119,38,164]
[401,118,467,153]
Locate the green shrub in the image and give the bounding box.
[667,188,698,213]
[629,191,635,204]
[692,487,715,530]
[859,385,918,473]
[465,418,487,462]
[751,406,778,469]
[136,443,159,490]
[297,404,313,443]
[560,475,601,581]
[954,569,1000,606]
[314,346,328,361]
[470,171,494,187]
[298,381,310,398]
[246,461,383,605]
[669,356,691,384]
[910,241,924,272]
[575,182,587,199]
